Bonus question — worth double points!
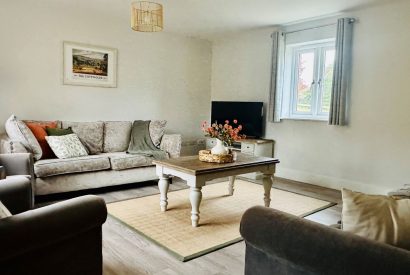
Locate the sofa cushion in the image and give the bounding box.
[46,127,74,136]
[24,120,62,128]
[149,120,167,147]
[103,121,132,153]
[46,134,89,159]
[342,188,410,250]
[62,121,104,154]
[5,115,42,160]
[101,152,153,171]
[34,155,110,177]
[25,121,58,159]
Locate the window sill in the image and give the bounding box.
[280,117,328,122]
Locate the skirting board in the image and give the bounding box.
[276,167,392,195]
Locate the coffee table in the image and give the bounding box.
[152,154,279,227]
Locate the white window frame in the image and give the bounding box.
[281,39,335,121]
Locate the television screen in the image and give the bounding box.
[211,101,263,138]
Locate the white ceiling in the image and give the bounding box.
[50,0,390,40]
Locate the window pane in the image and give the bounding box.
[296,51,314,112]
[321,49,335,113]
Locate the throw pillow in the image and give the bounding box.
[5,115,42,160]
[0,166,6,180]
[61,121,104,154]
[149,120,167,147]
[46,127,74,136]
[103,121,132,152]
[342,188,410,250]
[0,201,12,219]
[25,121,58,159]
[45,134,88,159]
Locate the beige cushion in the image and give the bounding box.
[46,134,88,159]
[34,155,110,177]
[342,188,410,250]
[5,115,42,160]
[149,120,167,147]
[0,201,12,219]
[106,153,153,171]
[62,121,104,154]
[103,121,132,152]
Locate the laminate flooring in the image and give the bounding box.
[36,177,342,275]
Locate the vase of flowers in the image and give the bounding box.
[201,119,245,155]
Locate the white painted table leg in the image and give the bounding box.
[228,176,236,196]
[189,186,202,227]
[262,173,274,207]
[158,176,170,212]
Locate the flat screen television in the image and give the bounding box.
[211,101,263,138]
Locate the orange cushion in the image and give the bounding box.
[25,121,58,159]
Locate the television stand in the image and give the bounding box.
[205,138,274,179]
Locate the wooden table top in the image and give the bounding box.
[153,153,279,176]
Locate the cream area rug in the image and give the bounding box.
[107,179,335,261]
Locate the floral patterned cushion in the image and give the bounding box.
[5,115,43,160]
[149,120,167,147]
[45,134,88,159]
[61,121,104,154]
[103,121,132,153]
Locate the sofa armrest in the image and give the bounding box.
[0,176,32,214]
[0,153,34,177]
[160,134,182,158]
[240,206,410,275]
[0,195,107,262]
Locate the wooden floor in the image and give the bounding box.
[37,177,342,275]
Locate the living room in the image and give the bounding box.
[1,0,409,274]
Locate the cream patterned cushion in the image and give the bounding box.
[0,201,11,219]
[62,121,104,154]
[5,115,42,160]
[103,121,132,152]
[34,155,110,177]
[109,154,153,171]
[45,134,88,159]
[149,120,167,147]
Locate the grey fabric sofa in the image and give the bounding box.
[240,206,410,275]
[1,120,182,195]
[0,154,107,274]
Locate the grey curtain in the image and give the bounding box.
[268,31,285,123]
[329,18,355,125]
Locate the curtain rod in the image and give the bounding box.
[280,18,356,36]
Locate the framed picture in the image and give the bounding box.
[63,41,117,88]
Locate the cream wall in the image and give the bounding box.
[211,1,410,194]
[0,2,211,139]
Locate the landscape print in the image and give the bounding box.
[64,42,117,87]
[72,49,108,76]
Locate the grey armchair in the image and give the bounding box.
[0,154,107,275]
[240,206,410,275]
[0,153,34,213]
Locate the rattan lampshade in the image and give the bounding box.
[131,1,163,32]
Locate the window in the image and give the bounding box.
[282,40,335,120]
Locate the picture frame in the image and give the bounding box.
[63,41,117,88]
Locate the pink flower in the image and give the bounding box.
[225,120,229,124]
[238,125,242,130]
[233,119,238,124]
